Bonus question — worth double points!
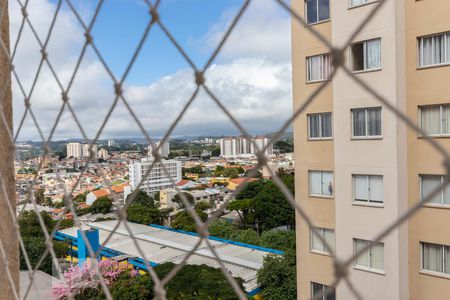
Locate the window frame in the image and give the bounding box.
[350,38,382,73]
[305,0,330,26]
[307,112,333,140]
[417,32,450,68]
[419,174,450,207]
[308,170,334,198]
[311,282,336,300]
[348,0,378,9]
[352,174,384,206]
[351,107,383,139]
[306,53,331,83]
[418,104,450,137]
[420,242,450,278]
[310,227,335,255]
[353,238,385,273]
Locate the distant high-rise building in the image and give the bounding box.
[129,157,181,196]
[107,139,115,147]
[82,144,98,158]
[147,141,170,158]
[97,148,109,160]
[66,142,82,158]
[218,136,273,158]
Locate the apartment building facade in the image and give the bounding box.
[128,157,182,196]
[219,136,273,158]
[292,0,450,299]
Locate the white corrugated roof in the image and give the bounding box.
[59,220,281,292]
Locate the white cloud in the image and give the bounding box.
[10,0,292,140]
[201,0,292,62]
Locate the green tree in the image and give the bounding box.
[34,188,45,205]
[172,192,194,208]
[90,196,112,214]
[260,230,296,251]
[127,204,164,225]
[214,165,225,176]
[109,273,154,300]
[155,262,244,300]
[223,168,239,179]
[59,219,75,230]
[171,209,207,232]
[257,250,297,300]
[18,211,69,275]
[231,229,261,245]
[208,220,235,239]
[126,189,155,207]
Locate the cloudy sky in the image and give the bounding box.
[10,0,292,141]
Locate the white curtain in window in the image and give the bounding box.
[355,239,369,267]
[420,106,440,135]
[323,229,335,254]
[421,36,433,66]
[321,113,332,138]
[354,175,368,201]
[442,105,450,134]
[309,171,322,195]
[321,171,333,196]
[307,55,330,82]
[311,228,323,251]
[365,39,381,69]
[444,179,450,205]
[445,246,450,274]
[446,33,450,64]
[369,175,383,203]
[421,175,442,204]
[353,109,366,136]
[423,243,443,273]
[434,35,445,64]
[370,242,384,270]
[309,114,321,138]
[367,108,381,136]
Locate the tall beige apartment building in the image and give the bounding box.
[292,0,450,299]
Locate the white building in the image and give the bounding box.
[82,144,98,158]
[218,136,273,158]
[97,148,109,160]
[147,141,170,158]
[129,157,181,196]
[66,142,82,158]
[107,139,115,147]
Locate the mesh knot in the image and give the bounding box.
[256,152,268,167]
[149,8,159,24]
[61,92,69,103]
[333,260,347,280]
[84,32,93,44]
[21,7,28,18]
[10,63,15,71]
[40,49,48,60]
[195,71,205,86]
[331,47,345,69]
[117,208,127,220]
[114,83,123,96]
[24,98,31,108]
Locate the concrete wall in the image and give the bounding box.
[0,0,19,297]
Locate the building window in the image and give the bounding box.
[420,175,450,205]
[351,107,382,138]
[353,239,384,271]
[310,227,335,255]
[421,242,450,275]
[418,33,450,67]
[306,54,331,82]
[351,38,381,71]
[353,175,383,204]
[349,0,375,7]
[309,171,334,197]
[311,282,336,300]
[308,112,332,139]
[419,104,450,136]
[305,0,330,25]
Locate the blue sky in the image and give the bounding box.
[10,0,293,140]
